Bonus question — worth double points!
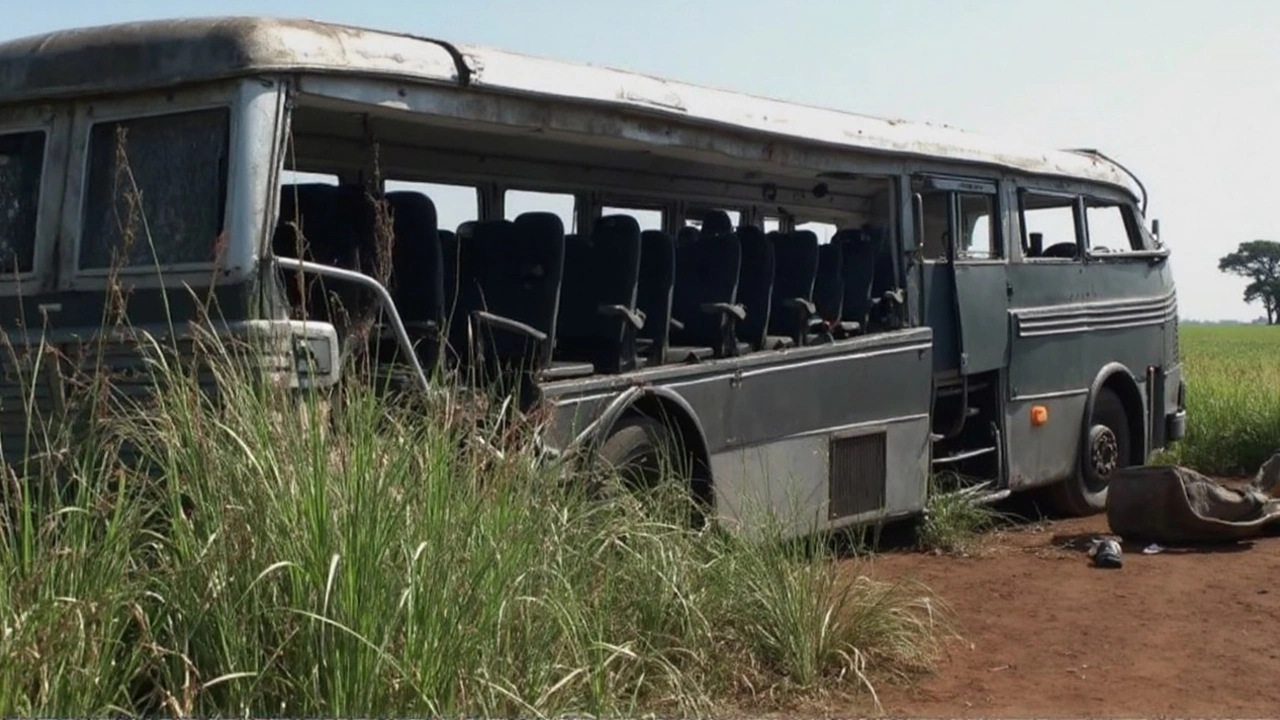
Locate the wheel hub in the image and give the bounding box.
[1088,424,1120,479]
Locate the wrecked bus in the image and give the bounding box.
[0,17,1186,534]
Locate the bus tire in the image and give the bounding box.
[596,414,710,526]
[597,415,677,492]
[1047,386,1132,516]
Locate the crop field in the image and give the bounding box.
[1158,323,1280,476]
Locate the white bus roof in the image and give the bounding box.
[0,16,1144,201]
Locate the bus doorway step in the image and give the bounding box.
[931,445,997,466]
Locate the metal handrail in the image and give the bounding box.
[273,256,430,393]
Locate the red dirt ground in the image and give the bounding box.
[857,510,1280,718]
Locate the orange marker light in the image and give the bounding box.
[1031,405,1049,426]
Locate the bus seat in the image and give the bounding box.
[635,229,676,366]
[836,228,876,337]
[378,190,444,367]
[701,210,733,237]
[735,224,775,352]
[668,231,744,362]
[862,225,903,330]
[677,225,700,245]
[439,229,459,327]
[469,212,567,378]
[445,222,487,368]
[550,215,644,377]
[810,242,843,343]
[273,183,345,324]
[767,230,819,347]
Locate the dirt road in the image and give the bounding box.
[860,511,1280,718]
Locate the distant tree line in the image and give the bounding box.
[1219,240,1280,324]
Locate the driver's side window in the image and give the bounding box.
[1019,190,1081,262]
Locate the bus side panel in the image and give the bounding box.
[542,328,934,537]
[1004,394,1088,490]
[709,413,932,539]
[1004,259,1175,489]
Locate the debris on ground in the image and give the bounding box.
[1106,451,1280,545]
[1087,537,1123,568]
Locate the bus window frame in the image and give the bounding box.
[1015,187,1084,264]
[1080,196,1158,261]
[0,106,64,298]
[60,79,270,292]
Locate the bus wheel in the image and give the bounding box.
[1047,387,1132,516]
[595,414,708,526]
[597,415,676,492]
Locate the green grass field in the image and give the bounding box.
[1159,323,1280,476]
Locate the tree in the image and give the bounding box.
[1219,240,1280,324]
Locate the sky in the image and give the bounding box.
[8,0,1279,321]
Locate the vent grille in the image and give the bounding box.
[828,431,887,519]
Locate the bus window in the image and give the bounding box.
[0,130,45,276]
[81,107,229,269]
[685,208,741,228]
[602,205,663,231]
[957,193,1000,260]
[763,216,781,234]
[917,190,950,260]
[385,180,478,234]
[506,189,576,233]
[1084,200,1141,253]
[1019,191,1080,260]
[796,221,837,244]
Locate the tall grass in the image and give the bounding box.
[0,328,952,716]
[1161,324,1280,476]
[0,126,954,715]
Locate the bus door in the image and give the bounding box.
[913,176,1009,377]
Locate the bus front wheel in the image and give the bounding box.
[1046,387,1132,517]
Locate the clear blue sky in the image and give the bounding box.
[10,0,1279,321]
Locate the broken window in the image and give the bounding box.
[0,130,44,276]
[80,107,230,269]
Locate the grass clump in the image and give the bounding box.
[0,325,953,717]
[1159,324,1280,476]
[916,474,1004,555]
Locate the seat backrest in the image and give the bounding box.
[677,225,701,246]
[446,221,491,365]
[636,229,676,361]
[670,231,741,356]
[735,225,775,350]
[473,212,566,370]
[439,230,459,322]
[382,191,444,330]
[557,215,643,372]
[767,230,819,339]
[814,242,844,323]
[701,210,733,237]
[865,226,896,298]
[273,183,349,324]
[836,227,878,328]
